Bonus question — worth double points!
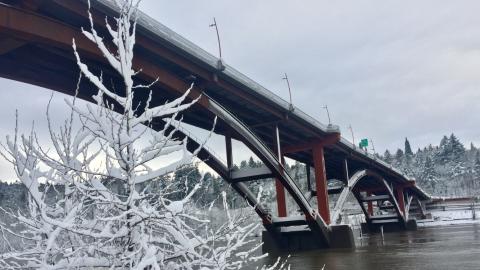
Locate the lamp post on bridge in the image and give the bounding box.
[282,73,294,112]
[348,125,355,148]
[370,139,376,156]
[322,105,332,126]
[209,17,225,70]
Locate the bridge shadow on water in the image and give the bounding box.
[251,223,480,270]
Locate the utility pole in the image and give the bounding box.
[282,73,294,111]
[209,17,225,70]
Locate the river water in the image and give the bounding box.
[253,223,480,270]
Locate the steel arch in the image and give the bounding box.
[331,169,406,225]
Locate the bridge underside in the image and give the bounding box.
[0,0,431,252]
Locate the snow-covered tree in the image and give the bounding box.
[0,1,286,269]
[474,152,480,176]
[394,149,404,162]
[436,135,450,165]
[398,138,413,176]
[470,142,476,152]
[383,149,393,164]
[470,151,480,192]
[421,156,438,192]
[240,160,248,169]
[173,163,202,200]
[394,149,404,169]
[404,138,413,159]
[380,134,479,196]
[448,133,466,163]
[248,156,258,168]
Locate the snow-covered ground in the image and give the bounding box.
[417,209,480,227]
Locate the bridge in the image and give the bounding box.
[0,0,431,252]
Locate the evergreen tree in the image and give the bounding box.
[291,161,306,190]
[248,156,257,168]
[395,149,404,165]
[292,161,301,180]
[413,148,423,165]
[472,152,480,191]
[404,138,414,157]
[428,144,434,152]
[211,173,222,199]
[240,160,248,169]
[436,135,450,164]
[422,156,438,192]
[470,142,477,151]
[403,138,414,175]
[474,152,480,176]
[451,162,467,178]
[383,150,393,164]
[439,135,449,149]
[174,164,202,199]
[449,133,465,162]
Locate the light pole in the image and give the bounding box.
[322,105,331,125]
[370,139,376,155]
[348,125,355,147]
[282,73,294,111]
[209,17,225,70]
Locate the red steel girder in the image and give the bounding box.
[313,144,330,224]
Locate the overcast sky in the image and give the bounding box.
[1,0,480,180]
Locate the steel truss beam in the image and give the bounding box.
[230,165,273,183]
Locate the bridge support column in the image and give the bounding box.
[366,191,374,217]
[275,177,287,217]
[225,132,233,170]
[313,143,330,224]
[274,125,287,217]
[342,158,349,184]
[396,186,406,216]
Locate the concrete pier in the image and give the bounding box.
[262,224,355,253]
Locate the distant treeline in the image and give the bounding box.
[2,134,476,211]
[0,158,308,211]
[380,134,480,196]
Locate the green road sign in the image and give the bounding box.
[359,138,369,148]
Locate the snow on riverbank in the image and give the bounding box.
[417,209,480,227]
